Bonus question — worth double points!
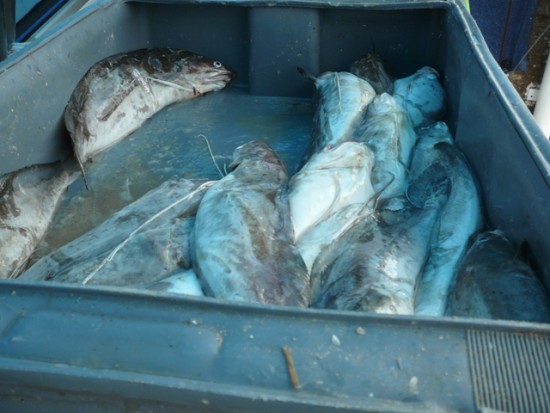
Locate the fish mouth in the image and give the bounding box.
[204,69,235,83]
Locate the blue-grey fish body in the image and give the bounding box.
[446,231,550,323]
[393,66,445,128]
[350,53,393,94]
[65,48,233,176]
[411,123,483,316]
[20,179,212,286]
[355,93,416,200]
[301,70,376,157]
[144,268,205,297]
[311,191,447,314]
[193,141,309,306]
[289,141,375,244]
[0,161,78,279]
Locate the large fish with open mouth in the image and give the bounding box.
[310,178,449,314]
[350,53,394,95]
[64,48,234,183]
[0,161,79,279]
[355,93,416,200]
[298,68,376,159]
[288,141,376,271]
[20,178,212,287]
[411,122,483,316]
[446,230,550,323]
[393,66,446,129]
[193,141,309,306]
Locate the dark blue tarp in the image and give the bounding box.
[471,0,539,71]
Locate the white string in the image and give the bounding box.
[82,181,213,285]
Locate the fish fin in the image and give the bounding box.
[296,66,316,82]
[76,157,90,190]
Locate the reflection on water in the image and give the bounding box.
[31,88,313,262]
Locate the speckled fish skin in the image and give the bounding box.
[446,230,550,323]
[355,93,416,200]
[20,179,212,286]
[310,186,448,314]
[350,53,394,94]
[411,122,483,316]
[393,66,446,128]
[64,48,234,174]
[0,161,78,279]
[193,141,309,306]
[301,69,376,158]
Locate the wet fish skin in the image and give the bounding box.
[411,122,483,316]
[143,268,205,297]
[393,66,445,128]
[311,187,448,314]
[20,179,212,286]
[355,93,416,200]
[289,141,375,242]
[288,141,375,272]
[446,230,550,323]
[65,48,234,176]
[300,69,376,158]
[0,161,79,279]
[350,53,393,94]
[193,141,309,306]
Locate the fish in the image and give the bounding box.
[193,140,310,306]
[0,160,79,279]
[310,180,449,314]
[355,93,416,200]
[298,68,376,158]
[350,53,394,94]
[64,48,234,183]
[393,66,446,129]
[143,268,205,297]
[411,122,483,316]
[287,141,376,271]
[20,178,212,286]
[446,230,550,323]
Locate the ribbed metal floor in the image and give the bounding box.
[467,329,550,413]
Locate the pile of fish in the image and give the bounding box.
[2,49,550,322]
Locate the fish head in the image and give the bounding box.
[149,50,234,94]
[350,54,393,94]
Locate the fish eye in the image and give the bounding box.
[213,61,222,68]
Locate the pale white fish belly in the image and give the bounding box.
[297,203,367,273]
[289,141,375,241]
[308,72,376,155]
[318,73,376,145]
[144,269,204,296]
